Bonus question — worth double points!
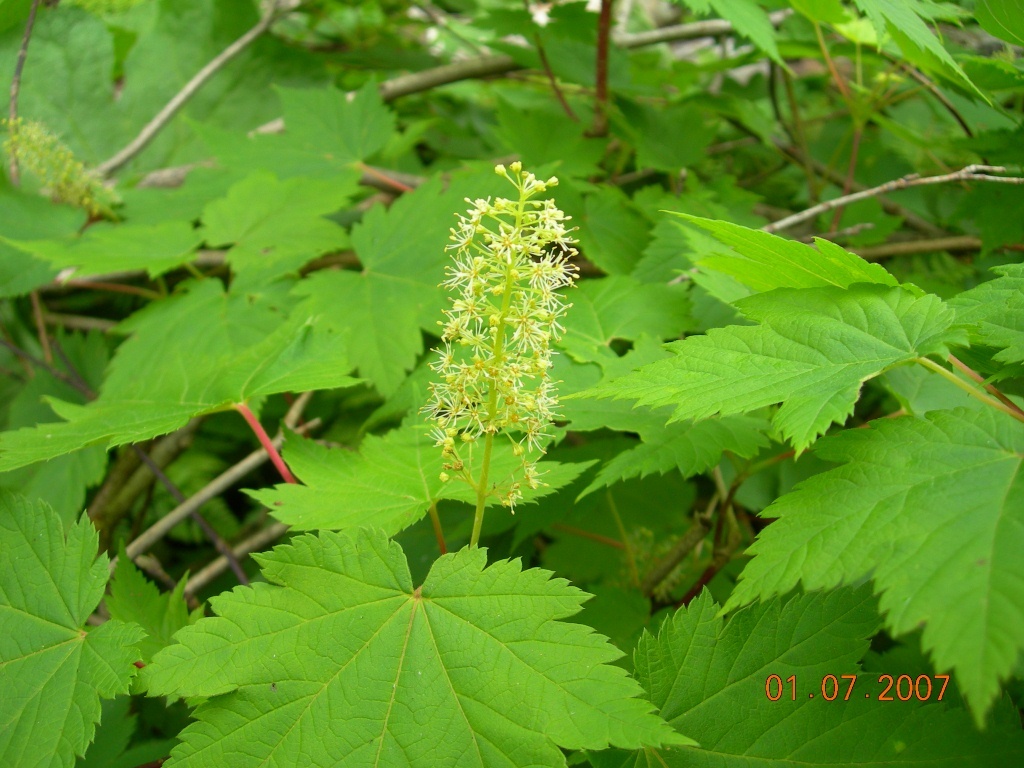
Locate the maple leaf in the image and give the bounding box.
[576,284,966,452]
[0,494,144,768]
[144,528,690,767]
[724,407,1024,724]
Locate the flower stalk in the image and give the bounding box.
[425,162,578,547]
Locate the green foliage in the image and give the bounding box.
[1,0,1023,765]
[248,426,592,533]
[578,284,965,452]
[0,494,144,768]
[143,528,689,766]
[591,587,1024,766]
[724,407,1024,721]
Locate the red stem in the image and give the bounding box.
[233,403,297,484]
[589,0,613,137]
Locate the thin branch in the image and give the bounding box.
[551,522,625,550]
[948,354,1024,420]
[43,311,118,333]
[29,290,51,363]
[774,141,947,237]
[7,0,43,185]
[534,33,579,122]
[853,235,986,260]
[184,522,289,598]
[96,2,288,177]
[589,0,614,137]
[915,356,1024,424]
[606,489,639,588]
[0,336,82,391]
[639,503,715,597]
[115,416,320,572]
[131,443,250,585]
[829,124,863,232]
[91,423,201,551]
[763,165,1024,235]
[900,64,973,139]
[253,12,794,134]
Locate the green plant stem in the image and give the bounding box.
[234,402,298,483]
[915,357,1024,424]
[606,490,639,587]
[640,503,716,597]
[948,354,1024,420]
[469,183,528,548]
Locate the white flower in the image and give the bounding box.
[423,163,578,511]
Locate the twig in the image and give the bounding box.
[613,10,791,49]
[900,64,973,139]
[606,490,639,588]
[96,2,288,177]
[131,444,250,585]
[6,0,43,185]
[534,33,578,122]
[43,312,118,333]
[184,522,289,598]
[853,235,987,260]
[551,522,625,550]
[948,354,1024,421]
[60,279,162,300]
[116,416,320,572]
[253,12,794,134]
[829,124,863,231]
[763,165,1024,235]
[92,422,201,551]
[781,68,818,203]
[774,142,946,237]
[29,290,51,363]
[589,0,614,137]
[0,336,81,390]
[916,356,1024,424]
[639,504,715,597]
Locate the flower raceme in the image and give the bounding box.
[424,162,578,545]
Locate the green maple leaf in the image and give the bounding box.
[674,0,782,64]
[201,171,354,283]
[0,494,145,768]
[589,586,1024,767]
[106,553,202,665]
[3,220,202,280]
[576,285,965,452]
[294,169,507,395]
[143,528,689,767]
[248,426,593,534]
[851,0,980,98]
[0,280,359,472]
[724,407,1024,724]
[197,82,394,181]
[578,414,769,498]
[674,215,899,293]
[949,263,1024,364]
[559,275,691,365]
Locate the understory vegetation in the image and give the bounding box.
[1,0,1023,766]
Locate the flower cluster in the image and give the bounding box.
[424,162,578,509]
[2,119,115,217]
